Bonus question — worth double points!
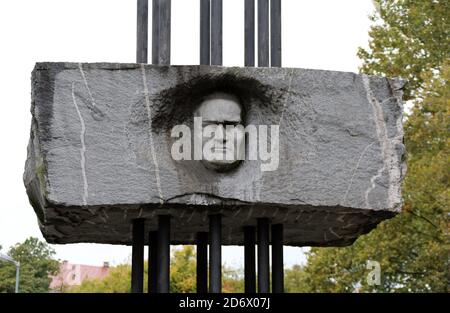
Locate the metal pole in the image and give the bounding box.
[15,262,20,293]
[151,0,160,64]
[148,231,158,293]
[244,226,256,293]
[211,0,222,65]
[196,232,208,293]
[200,0,211,65]
[270,0,281,67]
[271,224,284,293]
[152,0,171,65]
[156,215,171,293]
[151,0,171,293]
[270,1,283,292]
[209,214,222,293]
[137,0,149,63]
[159,0,171,64]
[257,0,269,67]
[245,0,255,67]
[0,254,20,293]
[131,219,145,293]
[257,218,270,293]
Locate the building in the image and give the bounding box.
[50,260,110,291]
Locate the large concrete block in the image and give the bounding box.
[24,62,406,246]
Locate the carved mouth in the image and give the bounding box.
[212,147,229,152]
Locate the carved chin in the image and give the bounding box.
[201,159,242,172]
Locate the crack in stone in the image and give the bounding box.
[362,75,403,209]
[78,63,97,108]
[328,227,342,239]
[246,207,254,221]
[141,64,164,204]
[71,83,88,206]
[232,208,242,218]
[342,142,375,206]
[164,192,251,204]
[187,210,196,223]
[271,207,279,218]
[282,209,290,223]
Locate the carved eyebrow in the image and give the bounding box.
[202,119,242,124]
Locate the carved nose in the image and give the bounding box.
[215,124,226,143]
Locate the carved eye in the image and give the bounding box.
[202,121,217,127]
[223,121,240,127]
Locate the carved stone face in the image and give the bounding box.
[194,92,245,172]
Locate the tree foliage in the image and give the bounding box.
[358,0,449,100]
[0,237,59,293]
[285,265,308,293]
[71,246,244,293]
[301,0,449,292]
[170,245,196,292]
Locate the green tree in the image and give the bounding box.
[301,0,449,292]
[358,0,449,100]
[0,237,59,293]
[285,265,308,293]
[72,246,198,293]
[71,245,246,293]
[223,266,244,293]
[170,245,196,292]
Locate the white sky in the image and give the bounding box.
[0,0,375,268]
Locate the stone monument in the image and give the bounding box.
[24,62,406,247]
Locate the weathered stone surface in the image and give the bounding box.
[24,62,406,246]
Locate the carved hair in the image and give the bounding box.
[151,73,279,133]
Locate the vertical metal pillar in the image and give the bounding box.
[133,1,148,294]
[270,0,281,67]
[131,219,145,293]
[209,1,223,291]
[198,1,211,293]
[257,218,270,293]
[257,0,269,67]
[15,263,20,293]
[147,0,159,295]
[244,226,256,293]
[200,0,211,65]
[245,0,255,67]
[196,232,208,293]
[209,214,222,293]
[270,0,283,292]
[211,0,222,65]
[148,231,158,293]
[152,0,171,65]
[151,0,160,64]
[271,224,284,293]
[151,0,172,294]
[137,0,149,63]
[159,0,171,64]
[156,215,170,293]
[244,0,257,295]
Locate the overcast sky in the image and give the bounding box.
[0,0,375,268]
